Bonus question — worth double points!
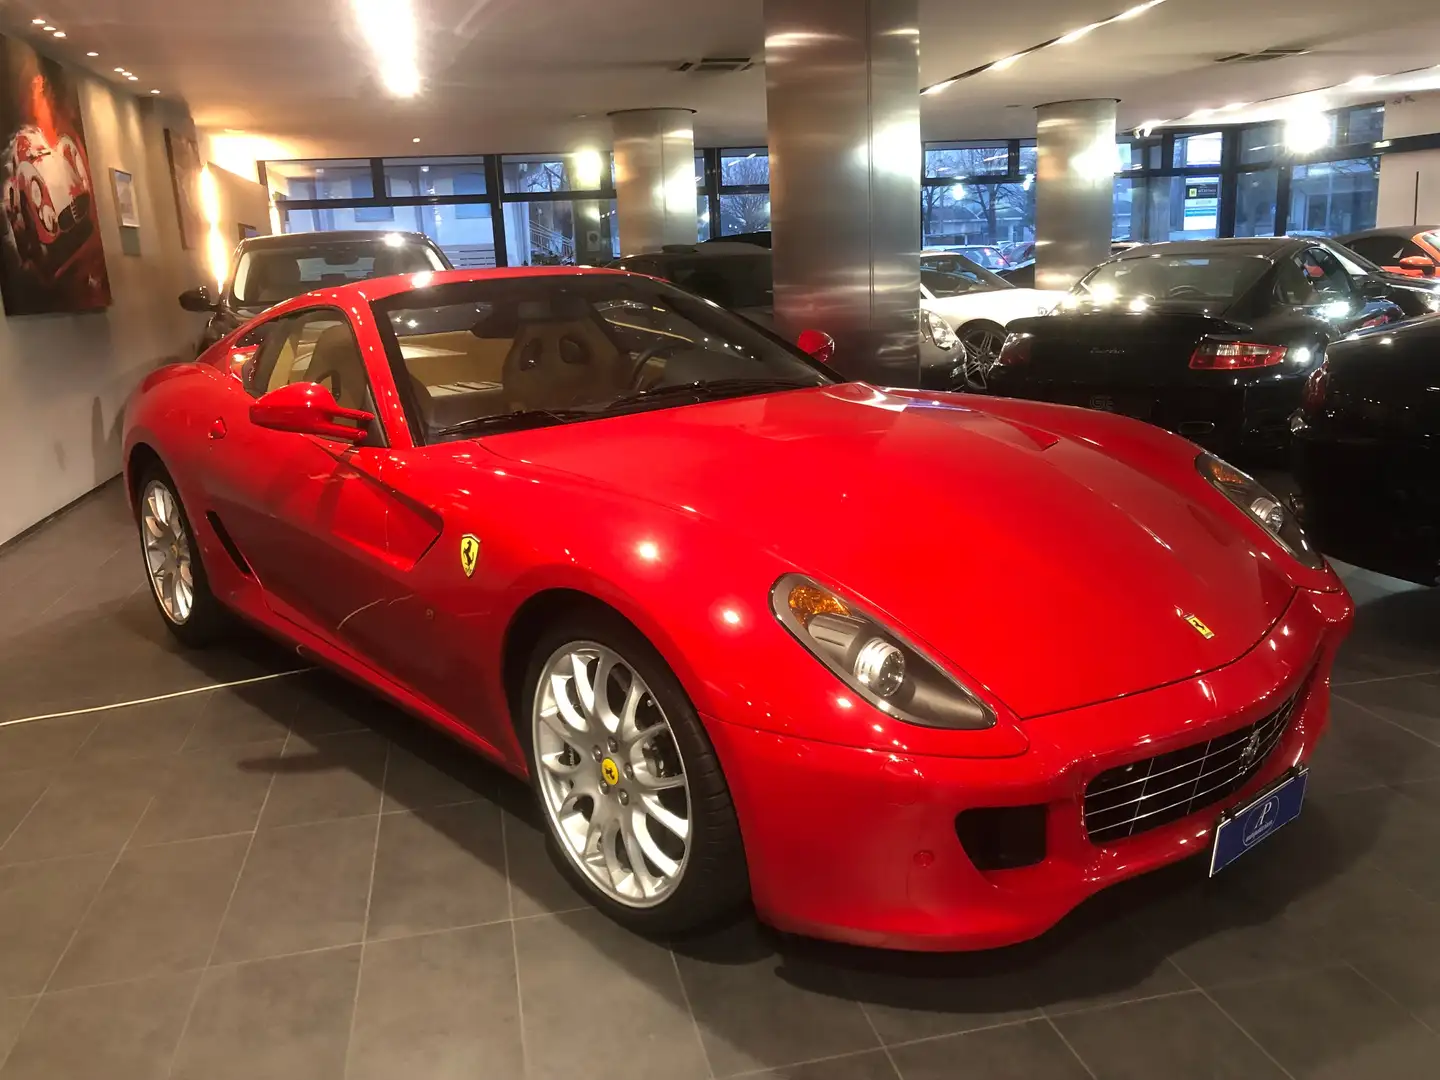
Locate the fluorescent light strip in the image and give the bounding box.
[921,0,1168,95]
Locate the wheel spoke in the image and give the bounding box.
[539,748,582,778]
[570,652,596,716]
[640,792,689,841]
[620,812,664,896]
[616,679,645,748]
[547,673,588,734]
[630,757,685,791]
[629,811,679,879]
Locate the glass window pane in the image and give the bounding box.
[395,203,497,269]
[925,141,1011,179]
[719,192,771,235]
[1146,175,1220,241]
[719,148,769,187]
[697,195,711,242]
[1289,158,1379,236]
[503,199,616,266]
[1113,177,1140,241]
[1239,125,1280,164]
[1018,142,1036,176]
[267,159,375,201]
[383,157,487,198]
[1174,132,1223,168]
[695,152,705,189]
[1344,105,1385,144]
[1234,169,1279,237]
[921,181,1034,255]
[502,152,613,194]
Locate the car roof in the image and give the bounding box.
[237,230,437,251]
[1114,237,1297,260]
[257,266,634,312]
[625,243,769,259]
[1336,225,1440,242]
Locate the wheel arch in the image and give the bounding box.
[125,441,164,509]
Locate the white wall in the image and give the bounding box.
[0,78,206,544]
[1378,92,1440,227]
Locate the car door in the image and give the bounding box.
[202,306,411,664]
[1275,247,1397,334]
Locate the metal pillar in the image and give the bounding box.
[610,108,697,256]
[764,0,921,386]
[1034,99,1118,292]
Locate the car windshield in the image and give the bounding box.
[662,253,774,309]
[374,274,835,441]
[920,253,1009,295]
[1075,254,1270,305]
[231,237,445,307]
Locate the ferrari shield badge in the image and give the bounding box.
[459,535,481,579]
[1183,613,1215,639]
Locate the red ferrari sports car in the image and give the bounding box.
[124,267,1353,950]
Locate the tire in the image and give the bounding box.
[520,608,749,936]
[959,321,1008,392]
[135,463,228,647]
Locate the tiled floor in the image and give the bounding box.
[4,482,1440,1079]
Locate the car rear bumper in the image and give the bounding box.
[706,585,1352,951]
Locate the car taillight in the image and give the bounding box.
[1188,341,1288,370]
[997,332,1033,365]
[1302,361,1330,411]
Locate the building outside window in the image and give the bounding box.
[1288,157,1380,236]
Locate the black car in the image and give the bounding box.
[1292,314,1440,584]
[179,230,450,354]
[988,236,1415,459]
[996,243,1140,288]
[611,243,964,389]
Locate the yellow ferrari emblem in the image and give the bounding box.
[600,758,620,786]
[1184,614,1215,639]
[459,534,481,578]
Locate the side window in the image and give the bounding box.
[1277,249,1352,306]
[246,309,381,440]
[1346,236,1403,264]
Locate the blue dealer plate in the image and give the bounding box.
[1209,768,1308,877]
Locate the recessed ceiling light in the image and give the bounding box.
[989,53,1023,72]
[411,136,420,143]
[42,25,54,31]
[150,89,160,95]
[31,18,46,25]
[127,75,138,81]
[114,67,125,72]
[86,51,98,57]
[52,31,64,37]
[920,79,956,96]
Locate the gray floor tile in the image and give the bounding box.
[367,803,508,940]
[181,679,298,750]
[0,997,36,1069]
[0,970,199,1080]
[504,811,589,918]
[1022,914,1195,1018]
[886,1019,1091,1079]
[130,740,284,846]
[0,772,51,849]
[211,816,375,964]
[0,855,112,996]
[745,1051,900,1080]
[1349,921,1440,1030]
[516,909,707,1080]
[287,672,394,738]
[675,922,878,1077]
[0,758,156,866]
[1326,699,1440,786]
[171,946,360,1080]
[1054,990,1287,1078]
[381,746,488,812]
[0,717,96,775]
[842,954,1042,1045]
[71,695,208,764]
[1212,965,1440,1078]
[258,730,387,828]
[50,833,250,991]
[348,924,523,1080]
[1339,675,1440,743]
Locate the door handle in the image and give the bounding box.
[209,418,227,440]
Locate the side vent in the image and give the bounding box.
[673,57,755,74]
[1214,47,1310,65]
[205,511,253,576]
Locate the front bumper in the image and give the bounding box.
[707,585,1352,951]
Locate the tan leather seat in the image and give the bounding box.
[304,325,374,413]
[500,316,623,412]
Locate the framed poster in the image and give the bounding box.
[110,168,139,228]
[164,128,203,250]
[0,33,111,314]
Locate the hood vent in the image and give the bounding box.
[1214,47,1310,65]
[673,57,755,74]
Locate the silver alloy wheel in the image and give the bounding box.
[532,641,691,908]
[140,479,195,625]
[960,325,1006,390]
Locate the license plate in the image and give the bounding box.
[1209,768,1308,876]
[1086,394,1152,420]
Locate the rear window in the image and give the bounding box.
[1077,254,1270,305]
[231,237,445,306]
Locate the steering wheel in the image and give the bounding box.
[627,341,683,388]
[1166,284,1204,298]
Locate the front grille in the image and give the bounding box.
[1083,693,1298,844]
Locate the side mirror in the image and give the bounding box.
[797,328,836,365]
[250,383,374,443]
[179,285,218,313]
[1399,255,1437,274]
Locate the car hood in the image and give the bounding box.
[924,289,1068,327]
[482,383,1296,718]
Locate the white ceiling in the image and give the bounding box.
[15,0,1440,158]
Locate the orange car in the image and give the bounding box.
[1337,226,1440,278]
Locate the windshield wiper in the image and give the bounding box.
[432,408,591,438]
[602,377,817,411]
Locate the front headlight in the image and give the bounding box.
[771,574,995,729]
[924,310,960,351]
[1196,453,1323,569]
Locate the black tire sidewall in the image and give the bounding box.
[518,609,749,936]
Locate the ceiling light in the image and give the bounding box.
[51,30,64,37]
[1117,0,1166,18]
[352,0,421,97]
[921,79,956,96]
[1054,22,1101,45]
[86,51,98,57]
[114,67,125,72]
[31,18,45,25]
[41,25,54,31]
[150,89,160,94]
[127,75,138,81]
[1220,101,1249,112]
[1136,119,1164,136]
[1346,74,1377,87]
[989,53,1023,72]
[1284,110,1331,153]
[411,136,420,143]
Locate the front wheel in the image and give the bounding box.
[522,611,748,935]
[136,465,228,646]
[959,321,1008,392]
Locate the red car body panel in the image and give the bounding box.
[124,268,1353,950]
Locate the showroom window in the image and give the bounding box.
[925,141,1013,179]
[1288,157,1380,236]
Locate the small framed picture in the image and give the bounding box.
[237,222,259,241]
[110,168,140,228]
